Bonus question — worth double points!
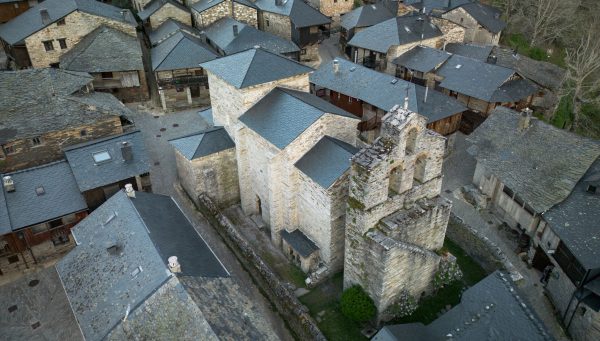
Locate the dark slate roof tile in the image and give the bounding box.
[255,0,331,28]
[341,3,395,30]
[454,2,506,34]
[491,46,566,90]
[148,18,202,46]
[392,45,452,72]
[169,126,235,160]
[445,42,493,61]
[280,229,319,257]
[151,31,219,71]
[138,0,190,21]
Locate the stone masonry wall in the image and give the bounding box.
[193,1,230,28]
[233,3,258,28]
[430,17,466,47]
[384,36,440,75]
[319,0,354,18]
[25,11,136,68]
[441,7,500,45]
[259,12,292,41]
[148,3,192,30]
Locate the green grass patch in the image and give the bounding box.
[259,251,307,288]
[551,95,574,129]
[502,33,565,67]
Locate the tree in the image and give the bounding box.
[490,0,518,24]
[519,0,579,46]
[340,285,376,322]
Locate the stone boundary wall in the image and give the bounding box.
[196,194,326,341]
[447,213,521,280]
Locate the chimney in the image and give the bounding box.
[333,59,339,73]
[487,54,497,64]
[404,86,410,110]
[121,141,133,162]
[519,108,532,131]
[40,9,50,25]
[495,12,500,19]
[3,176,15,193]
[125,183,135,198]
[275,0,282,6]
[233,24,238,36]
[423,86,429,103]
[168,256,181,273]
[120,9,128,19]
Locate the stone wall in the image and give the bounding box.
[233,3,258,28]
[92,70,150,103]
[193,1,230,28]
[430,17,466,46]
[318,0,354,18]
[148,3,192,30]
[259,12,292,41]
[383,36,441,75]
[24,11,136,68]
[441,7,501,45]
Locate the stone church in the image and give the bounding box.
[171,47,451,312]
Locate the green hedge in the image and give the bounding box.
[340,285,376,322]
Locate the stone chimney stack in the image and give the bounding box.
[519,108,533,131]
[168,256,181,273]
[333,59,339,73]
[487,54,497,64]
[3,176,15,193]
[233,24,239,36]
[121,141,133,162]
[40,9,50,25]
[125,183,135,198]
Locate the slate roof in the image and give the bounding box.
[198,107,214,125]
[341,3,395,30]
[348,15,443,53]
[254,0,331,28]
[59,25,143,73]
[200,47,312,89]
[0,68,131,143]
[148,18,202,46]
[543,158,600,270]
[404,0,473,14]
[138,0,190,21]
[392,45,452,72]
[169,127,235,160]
[63,130,150,192]
[191,0,257,13]
[491,46,566,90]
[445,42,493,61]
[239,87,356,149]
[0,0,136,45]
[151,31,218,71]
[467,106,600,213]
[1,160,87,230]
[204,17,299,55]
[56,190,227,340]
[451,2,506,33]
[310,59,466,122]
[295,136,358,189]
[374,271,552,341]
[280,229,319,257]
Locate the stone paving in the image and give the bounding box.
[442,132,569,341]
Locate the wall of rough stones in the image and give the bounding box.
[317,0,354,18]
[148,3,192,30]
[259,12,292,41]
[383,37,441,75]
[441,7,500,45]
[233,3,258,28]
[193,2,230,28]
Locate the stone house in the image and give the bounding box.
[138,0,192,30]
[63,130,152,210]
[343,106,451,313]
[0,0,37,24]
[441,1,505,45]
[339,3,395,57]
[148,17,202,46]
[310,59,466,142]
[254,0,332,61]
[0,160,88,277]
[347,14,464,74]
[0,0,137,68]
[190,0,258,29]
[203,17,300,59]
[170,127,239,208]
[59,25,149,103]
[150,30,219,110]
[0,68,131,173]
[306,0,353,21]
[386,0,472,16]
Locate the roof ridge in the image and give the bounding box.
[62,130,141,151]
[61,25,107,68]
[3,159,68,176]
[155,32,186,70]
[238,48,259,88]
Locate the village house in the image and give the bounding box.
[310,59,467,142]
[374,271,552,340]
[203,17,300,59]
[63,130,152,210]
[190,0,258,29]
[347,14,464,73]
[138,0,192,30]
[339,3,395,57]
[59,25,150,103]
[441,1,505,45]
[0,160,88,277]
[151,30,219,110]
[444,41,492,61]
[0,0,37,24]
[388,0,472,15]
[467,107,600,341]
[148,17,201,46]
[254,0,332,61]
[0,0,137,68]
[306,0,353,21]
[0,68,131,173]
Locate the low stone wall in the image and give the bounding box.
[196,194,326,341]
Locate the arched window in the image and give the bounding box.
[405,128,418,154]
[389,165,404,196]
[413,154,428,185]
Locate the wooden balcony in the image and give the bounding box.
[157,75,208,88]
[93,78,123,89]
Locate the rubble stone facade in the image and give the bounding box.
[258,12,292,41]
[192,1,258,28]
[307,0,353,19]
[343,107,451,313]
[147,3,192,30]
[442,7,500,45]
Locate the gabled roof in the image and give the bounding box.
[0,0,136,45]
[1,160,87,230]
[191,0,257,13]
[204,17,299,55]
[239,88,356,150]
[255,0,331,28]
[169,127,235,160]
[280,229,319,257]
[295,136,358,189]
[392,45,452,73]
[200,47,312,89]
[489,78,538,103]
[341,3,395,30]
[151,31,218,71]
[310,59,466,122]
[59,25,143,73]
[404,0,473,14]
[445,43,493,61]
[467,107,600,214]
[148,18,201,46]
[491,46,566,90]
[450,2,506,33]
[63,130,150,192]
[138,0,190,21]
[348,15,443,54]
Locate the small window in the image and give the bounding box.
[30,136,43,146]
[58,38,67,49]
[334,0,337,2]
[43,40,54,51]
[48,218,63,229]
[80,129,87,136]
[266,19,270,26]
[587,185,597,193]
[101,72,113,79]
[92,151,111,163]
[8,305,17,313]
[56,18,66,26]
[502,185,514,198]
[300,48,307,55]
[31,223,48,234]
[31,321,41,330]
[8,255,19,264]
[2,144,16,155]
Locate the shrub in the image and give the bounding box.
[433,259,463,291]
[384,290,418,319]
[528,47,546,61]
[340,285,376,322]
